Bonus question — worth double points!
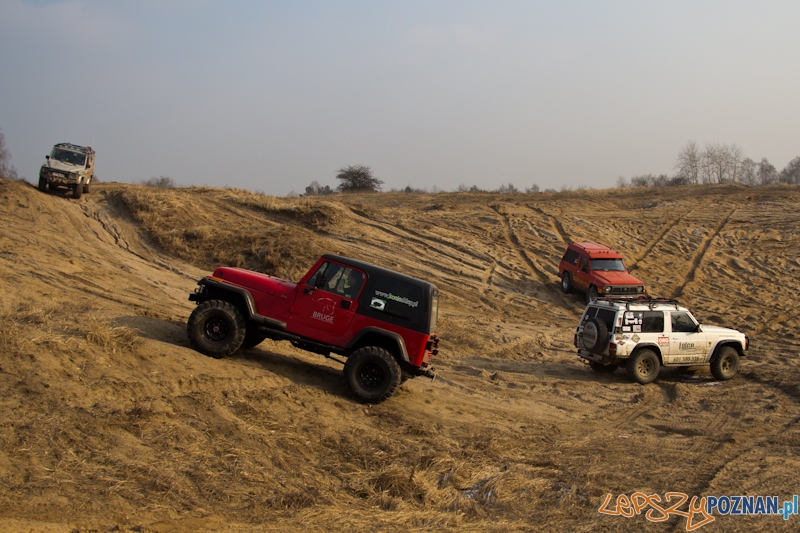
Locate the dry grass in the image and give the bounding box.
[3,180,800,532]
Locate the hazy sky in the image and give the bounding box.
[1,1,798,195]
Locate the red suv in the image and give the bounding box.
[187,254,439,403]
[558,242,646,302]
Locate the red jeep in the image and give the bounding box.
[187,254,439,403]
[558,242,646,302]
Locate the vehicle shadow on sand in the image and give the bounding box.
[114,315,351,399]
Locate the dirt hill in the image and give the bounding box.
[1,179,799,532]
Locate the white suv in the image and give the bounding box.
[574,297,749,384]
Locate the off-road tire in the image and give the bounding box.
[187,300,246,359]
[83,177,92,194]
[710,346,740,381]
[587,285,599,303]
[343,346,402,404]
[589,360,619,373]
[72,182,83,199]
[582,318,609,353]
[241,329,267,350]
[626,348,661,384]
[38,176,47,192]
[561,272,573,293]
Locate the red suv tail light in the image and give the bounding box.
[609,343,617,356]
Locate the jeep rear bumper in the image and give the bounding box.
[578,349,623,365]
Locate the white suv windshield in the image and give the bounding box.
[51,149,86,166]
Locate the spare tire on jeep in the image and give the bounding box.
[581,318,609,353]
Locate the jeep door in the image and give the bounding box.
[572,254,592,292]
[665,311,708,363]
[289,260,365,343]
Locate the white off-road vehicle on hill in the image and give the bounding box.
[38,143,95,199]
[574,297,749,384]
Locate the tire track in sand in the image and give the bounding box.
[525,205,572,245]
[670,208,736,299]
[628,210,692,273]
[489,205,552,286]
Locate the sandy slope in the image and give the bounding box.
[1,179,800,532]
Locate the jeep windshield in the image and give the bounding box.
[590,259,626,271]
[51,149,86,166]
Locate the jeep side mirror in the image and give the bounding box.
[45,155,49,160]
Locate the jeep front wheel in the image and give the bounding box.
[626,349,661,384]
[187,300,246,359]
[72,182,83,199]
[343,346,401,404]
[560,272,573,293]
[587,285,599,302]
[38,176,47,192]
[710,346,739,380]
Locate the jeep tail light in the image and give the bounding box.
[426,334,440,355]
[609,343,617,356]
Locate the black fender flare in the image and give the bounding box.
[193,277,287,330]
[346,327,410,364]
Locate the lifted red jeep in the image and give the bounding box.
[187,254,439,403]
[558,242,646,302]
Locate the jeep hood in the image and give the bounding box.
[44,159,85,173]
[211,267,296,295]
[700,324,744,337]
[592,270,644,286]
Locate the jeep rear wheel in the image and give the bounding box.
[560,272,573,293]
[710,346,739,380]
[187,300,246,359]
[626,349,661,384]
[343,346,401,404]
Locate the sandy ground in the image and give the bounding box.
[1,179,800,532]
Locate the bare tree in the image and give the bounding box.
[739,157,758,186]
[0,127,19,181]
[729,144,745,183]
[758,158,778,185]
[496,182,518,193]
[675,141,701,185]
[701,143,743,184]
[302,180,335,196]
[336,165,383,193]
[779,156,800,184]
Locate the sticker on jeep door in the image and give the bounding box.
[312,298,336,323]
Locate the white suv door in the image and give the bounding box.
[666,310,707,364]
